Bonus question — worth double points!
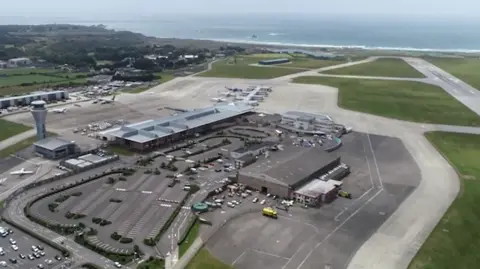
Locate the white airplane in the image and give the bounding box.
[97,94,116,104]
[218,91,233,97]
[52,108,67,113]
[10,168,34,176]
[0,178,7,185]
[211,97,227,103]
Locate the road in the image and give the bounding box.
[3,168,133,269]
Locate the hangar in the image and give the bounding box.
[34,137,78,159]
[0,90,69,109]
[238,146,341,198]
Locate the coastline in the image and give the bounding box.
[152,36,480,56]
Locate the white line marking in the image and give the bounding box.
[251,249,290,260]
[366,132,384,189]
[295,189,384,269]
[232,250,246,266]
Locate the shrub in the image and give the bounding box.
[65,212,74,219]
[99,220,112,226]
[73,214,86,219]
[92,217,102,224]
[87,228,97,236]
[143,238,155,246]
[111,232,121,241]
[118,177,127,181]
[71,192,82,196]
[119,237,133,244]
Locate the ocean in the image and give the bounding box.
[3,14,480,52]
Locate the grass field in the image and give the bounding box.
[321,58,425,78]
[0,135,36,158]
[0,68,57,75]
[185,248,232,269]
[137,257,165,269]
[0,119,31,142]
[292,76,480,126]
[426,57,480,90]
[179,221,201,257]
[197,55,344,79]
[408,132,480,269]
[0,74,67,87]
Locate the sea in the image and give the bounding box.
[2,14,480,53]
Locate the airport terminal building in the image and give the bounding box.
[0,91,69,109]
[100,103,254,152]
[238,147,341,198]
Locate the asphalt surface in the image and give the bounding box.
[0,223,63,269]
[0,56,477,269]
[206,132,420,269]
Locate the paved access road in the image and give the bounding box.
[3,166,133,269]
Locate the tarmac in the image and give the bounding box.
[0,56,478,269]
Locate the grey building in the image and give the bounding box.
[293,180,338,206]
[100,103,253,152]
[234,154,256,169]
[238,147,341,198]
[258,58,290,65]
[0,91,69,109]
[8,57,32,66]
[230,141,276,159]
[279,111,339,135]
[34,137,77,159]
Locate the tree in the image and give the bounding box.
[133,58,156,70]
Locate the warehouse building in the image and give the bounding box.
[293,180,338,206]
[100,103,254,152]
[258,58,290,65]
[230,141,276,159]
[0,91,69,109]
[238,146,341,198]
[33,137,78,159]
[279,111,340,135]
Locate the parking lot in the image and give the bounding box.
[0,223,65,269]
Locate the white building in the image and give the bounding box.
[8,57,32,66]
[293,179,338,206]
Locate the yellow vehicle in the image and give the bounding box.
[338,191,352,199]
[262,207,278,219]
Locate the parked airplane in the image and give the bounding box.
[225,86,242,92]
[52,108,67,113]
[211,97,227,103]
[10,168,34,176]
[0,178,7,185]
[218,91,233,97]
[98,94,116,104]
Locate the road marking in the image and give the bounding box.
[231,250,246,266]
[251,248,290,259]
[141,191,152,194]
[115,188,126,191]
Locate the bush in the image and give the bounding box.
[87,228,98,236]
[48,203,59,212]
[118,176,127,181]
[71,192,82,196]
[99,220,112,226]
[144,170,152,174]
[65,212,74,219]
[111,232,121,241]
[106,177,116,184]
[119,237,133,244]
[92,217,102,224]
[73,214,86,219]
[55,195,70,203]
[143,238,155,246]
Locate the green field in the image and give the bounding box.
[137,257,165,269]
[408,132,480,269]
[0,68,57,75]
[179,221,201,257]
[0,135,36,158]
[292,76,480,126]
[0,119,31,142]
[0,74,67,87]
[185,248,232,269]
[321,58,425,78]
[426,57,480,90]
[197,55,345,79]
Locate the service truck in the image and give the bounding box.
[262,207,278,219]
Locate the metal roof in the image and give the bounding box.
[102,103,253,143]
[34,137,74,151]
[0,91,66,103]
[240,146,339,187]
[295,179,336,198]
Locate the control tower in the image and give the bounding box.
[31,100,47,140]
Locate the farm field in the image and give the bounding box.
[409,132,480,269]
[321,58,425,78]
[293,76,480,126]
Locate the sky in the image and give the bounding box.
[0,0,478,20]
